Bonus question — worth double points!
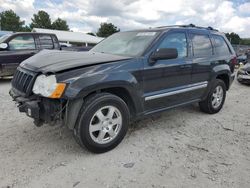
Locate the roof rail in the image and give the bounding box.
[156,24,218,31]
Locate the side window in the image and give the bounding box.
[213,35,231,55]
[158,32,187,58]
[190,34,212,57]
[39,35,54,49]
[8,35,35,50]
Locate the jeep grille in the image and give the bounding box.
[11,68,36,95]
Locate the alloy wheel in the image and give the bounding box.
[89,105,122,144]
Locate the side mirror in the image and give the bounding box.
[0,43,8,50]
[149,48,178,65]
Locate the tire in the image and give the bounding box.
[73,93,130,153]
[199,79,226,114]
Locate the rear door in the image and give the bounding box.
[0,34,37,76]
[188,30,214,99]
[143,30,193,112]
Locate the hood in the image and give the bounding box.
[21,50,132,73]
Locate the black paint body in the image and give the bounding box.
[9,26,236,128]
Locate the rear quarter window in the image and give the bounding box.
[212,35,231,56]
[190,34,213,57]
[38,35,54,49]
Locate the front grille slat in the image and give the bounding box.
[19,73,25,86]
[15,71,21,84]
[22,74,28,87]
[23,75,32,92]
[12,68,36,96]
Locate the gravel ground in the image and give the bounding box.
[0,78,249,188]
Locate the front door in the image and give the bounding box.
[143,31,193,112]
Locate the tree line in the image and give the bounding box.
[225,32,250,45]
[0,10,120,37]
[1,9,249,42]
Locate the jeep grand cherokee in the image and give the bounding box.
[10,25,236,153]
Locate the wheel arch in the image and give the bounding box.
[212,64,231,90]
[216,73,229,90]
[64,85,142,130]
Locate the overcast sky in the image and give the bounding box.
[0,0,250,37]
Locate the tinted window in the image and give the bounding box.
[158,32,187,58]
[191,34,212,57]
[39,35,53,49]
[213,35,231,55]
[9,35,35,50]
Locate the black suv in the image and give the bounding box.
[10,25,235,153]
[0,32,60,77]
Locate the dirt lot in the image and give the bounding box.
[0,79,249,188]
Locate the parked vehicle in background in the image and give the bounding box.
[0,31,13,37]
[60,42,92,51]
[0,32,60,77]
[60,46,92,52]
[237,54,247,65]
[9,24,236,153]
[237,63,250,84]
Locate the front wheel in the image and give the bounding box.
[73,93,130,153]
[199,79,226,114]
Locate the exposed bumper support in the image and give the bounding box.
[10,89,64,127]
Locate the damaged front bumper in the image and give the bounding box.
[9,88,65,127]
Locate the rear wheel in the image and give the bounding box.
[199,79,226,114]
[73,93,130,153]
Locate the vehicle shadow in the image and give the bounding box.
[128,104,201,135]
[22,106,197,155]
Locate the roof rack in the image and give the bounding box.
[156,24,218,31]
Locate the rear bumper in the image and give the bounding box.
[9,89,64,126]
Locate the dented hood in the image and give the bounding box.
[20,50,132,73]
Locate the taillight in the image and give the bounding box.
[230,56,236,73]
[232,56,237,65]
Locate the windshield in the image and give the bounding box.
[91,31,159,57]
[0,34,11,43]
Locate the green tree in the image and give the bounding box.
[20,25,32,32]
[0,10,25,31]
[241,38,250,45]
[87,32,96,36]
[96,23,120,37]
[225,32,241,44]
[52,18,69,31]
[30,10,52,29]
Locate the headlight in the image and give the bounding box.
[32,74,66,98]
